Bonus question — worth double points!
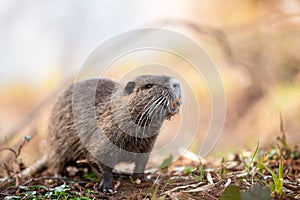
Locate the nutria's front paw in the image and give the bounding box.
[99,180,115,194]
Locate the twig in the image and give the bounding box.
[0,147,17,157]
[143,175,160,200]
[18,155,47,178]
[280,113,284,134]
[22,176,75,186]
[163,182,204,194]
[0,137,32,186]
[278,113,289,150]
[1,163,13,176]
[183,183,215,193]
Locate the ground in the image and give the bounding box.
[0,134,299,200]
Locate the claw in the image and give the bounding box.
[99,181,116,195]
[108,189,115,194]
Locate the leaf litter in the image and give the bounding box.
[0,133,299,200]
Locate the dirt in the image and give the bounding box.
[0,146,300,200]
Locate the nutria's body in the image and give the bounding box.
[47,75,183,191]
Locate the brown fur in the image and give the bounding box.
[46,75,182,190]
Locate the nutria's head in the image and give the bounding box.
[120,75,183,127]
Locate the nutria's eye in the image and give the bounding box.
[142,84,153,90]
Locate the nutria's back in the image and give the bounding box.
[47,78,117,173]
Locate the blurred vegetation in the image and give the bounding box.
[0,1,300,199]
[0,0,300,164]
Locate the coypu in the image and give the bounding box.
[47,75,183,192]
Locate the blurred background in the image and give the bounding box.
[1,0,300,167]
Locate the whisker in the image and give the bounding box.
[136,95,164,127]
[134,96,158,125]
[141,96,166,136]
[134,96,164,141]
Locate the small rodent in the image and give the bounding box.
[47,75,183,192]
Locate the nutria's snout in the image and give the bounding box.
[171,97,181,109]
[169,97,182,113]
[168,78,183,116]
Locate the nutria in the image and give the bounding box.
[46,75,183,192]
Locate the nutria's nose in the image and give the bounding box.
[170,78,183,100]
[170,79,180,90]
[172,83,179,88]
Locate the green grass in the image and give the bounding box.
[240,142,260,176]
[263,161,283,196]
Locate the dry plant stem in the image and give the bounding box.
[1,163,13,176]
[0,147,17,157]
[18,155,48,179]
[16,140,25,158]
[0,175,15,188]
[0,147,19,177]
[0,139,32,188]
[163,182,204,194]
[22,176,73,186]
[14,175,19,186]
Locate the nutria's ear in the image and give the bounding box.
[124,81,136,94]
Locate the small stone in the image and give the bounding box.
[135,178,141,185]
